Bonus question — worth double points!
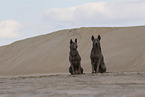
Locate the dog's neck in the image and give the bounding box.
[70,49,78,57]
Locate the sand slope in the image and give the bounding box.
[0,26,145,76]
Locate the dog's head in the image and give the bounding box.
[91,35,101,48]
[70,39,78,50]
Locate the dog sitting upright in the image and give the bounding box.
[90,35,106,73]
[69,39,83,75]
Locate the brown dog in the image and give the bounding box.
[69,39,83,75]
[90,35,106,73]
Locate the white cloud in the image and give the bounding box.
[41,0,145,27]
[0,20,22,39]
[106,0,145,20]
[42,2,107,22]
[42,7,76,22]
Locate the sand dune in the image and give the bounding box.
[0,26,145,76]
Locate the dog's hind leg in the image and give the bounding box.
[81,67,83,74]
[77,63,82,74]
[71,64,75,75]
[69,66,73,75]
[102,63,106,73]
[99,60,106,73]
[96,55,102,73]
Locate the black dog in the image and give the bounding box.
[69,39,83,75]
[90,35,106,73]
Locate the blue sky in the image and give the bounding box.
[0,0,145,46]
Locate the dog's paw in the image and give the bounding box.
[92,71,96,73]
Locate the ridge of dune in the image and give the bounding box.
[0,26,145,76]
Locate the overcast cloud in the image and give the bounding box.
[41,0,145,27]
[0,0,145,46]
[0,20,21,39]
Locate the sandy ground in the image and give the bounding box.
[0,26,145,76]
[0,72,145,97]
[0,26,145,96]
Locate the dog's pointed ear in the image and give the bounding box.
[91,35,94,41]
[75,38,77,43]
[98,35,101,40]
[70,39,73,44]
